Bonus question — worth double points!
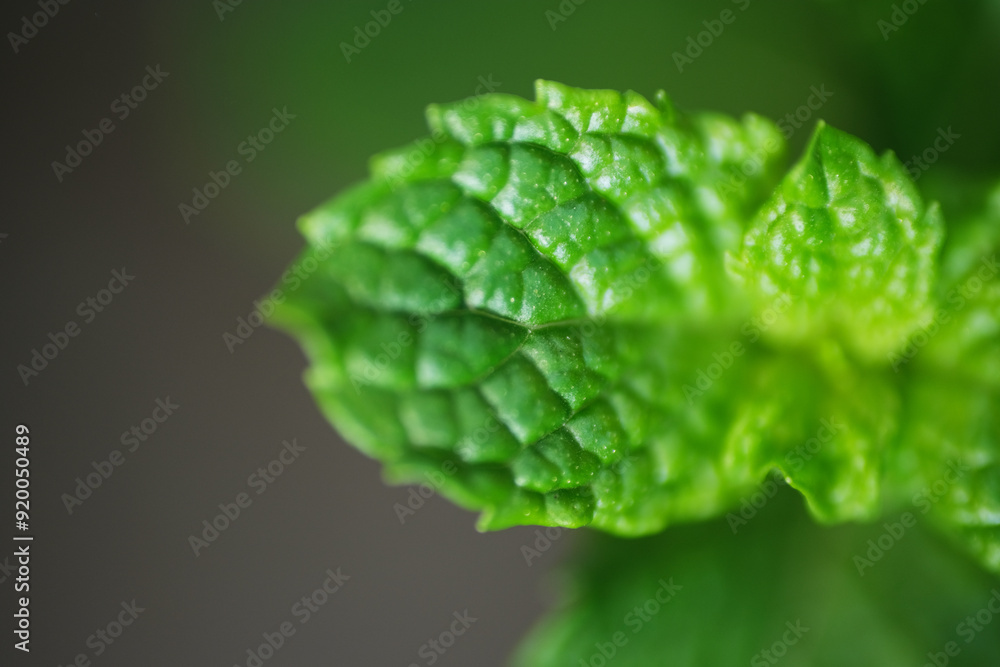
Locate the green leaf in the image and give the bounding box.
[270,81,998,577]
[911,180,1000,387]
[514,488,1000,667]
[271,80,788,532]
[887,374,1000,575]
[720,347,900,525]
[735,122,945,362]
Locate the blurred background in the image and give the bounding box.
[3,0,999,665]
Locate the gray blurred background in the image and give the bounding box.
[3,0,998,665]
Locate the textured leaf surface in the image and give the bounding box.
[271,82,999,571]
[272,80,790,533]
[736,122,945,361]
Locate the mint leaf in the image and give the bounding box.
[736,122,944,362]
[721,350,899,525]
[514,489,1000,667]
[914,180,1000,387]
[871,181,1000,575]
[271,82,997,573]
[271,80,786,532]
[888,374,1000,576]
